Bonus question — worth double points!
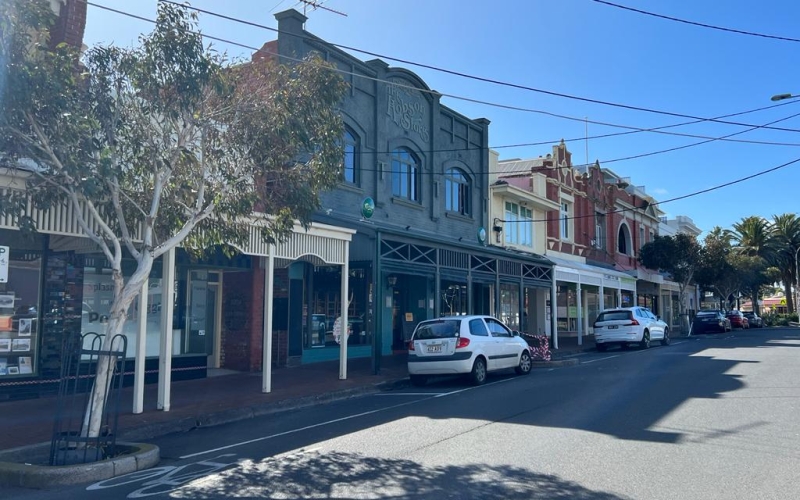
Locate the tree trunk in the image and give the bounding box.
[81,256,152,439]
[783,280,794,314]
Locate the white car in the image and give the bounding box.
[407,315,533,386]
[593,307,670,351]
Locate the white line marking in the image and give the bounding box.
[374,393,444,396]
[582,355,620,364]
[179,377,513,460]
[672,341,686,346]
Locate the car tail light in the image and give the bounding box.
[408,341,415,351]
[456,337,470,349]
[628,319,640,326]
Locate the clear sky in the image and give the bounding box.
[82,0,800,237]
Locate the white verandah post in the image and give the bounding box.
[157,248,176,411]
[133,278,148,414]
[262,249,275,393]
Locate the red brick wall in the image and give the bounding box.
[50,0,87,49]
[221,269,255,372]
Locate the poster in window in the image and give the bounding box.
[0,294,14,309]
[18,318,32,336]
[11,338,30,352]
[0,357,6,375]
[18,356,32,374]
[7,366,19,375]
[0,338,9,352]
[0,316,10,331]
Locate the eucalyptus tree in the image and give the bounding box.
[638,233,701,333]
[1,0,347,439]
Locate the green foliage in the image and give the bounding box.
[762,312,799,327]
[1,0,347,261]
[638,233,701,286]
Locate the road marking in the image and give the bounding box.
[582,355,620,364]
[374,392,444,396]
[179,377,512,460]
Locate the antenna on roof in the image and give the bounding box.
[297,0,348,18]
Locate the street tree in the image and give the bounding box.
[0,0,347,440]
[638,233,701,333]
[695,227,738,310]
[770,213,800,313]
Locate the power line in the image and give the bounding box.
[496,156,800,224]
[592,0,800,43]
[86,1,800,157]
[82,2,800,177]
[156,0,800,134]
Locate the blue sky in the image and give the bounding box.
[82,0,800,236]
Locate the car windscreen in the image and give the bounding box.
[696,312,716,316]
[596,311,631,322]
[413,320,460,339]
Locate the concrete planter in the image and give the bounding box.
[0,441,159,489]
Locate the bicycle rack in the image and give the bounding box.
[49,331,127,465]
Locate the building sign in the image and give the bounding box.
[386,80,430,141]
[0,246,8,283]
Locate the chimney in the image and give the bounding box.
[49,0,87,50]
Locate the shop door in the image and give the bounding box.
[186,270,221,368]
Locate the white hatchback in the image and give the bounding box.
[407,315,533,386]
[593,307,670,351]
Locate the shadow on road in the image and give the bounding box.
[171,449,630,500]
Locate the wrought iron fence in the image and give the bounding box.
[49,331,127,465]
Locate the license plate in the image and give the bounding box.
[608,325,618,329]
[427,345,442,353]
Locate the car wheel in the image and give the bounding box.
[515,350,532,375]
[470,357,487,386]
[661,328,670,346]
[596,343,608,352]
[640,330,650,349]
[409,375,427,387]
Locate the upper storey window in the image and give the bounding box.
[391,148,419,202]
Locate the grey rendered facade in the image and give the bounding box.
[272,10,553,369]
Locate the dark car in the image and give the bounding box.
[742,311,763,328]
[692,310,731,334]
[726,310,750,329]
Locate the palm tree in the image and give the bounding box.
[727,216,776,314]
[771,213,800,314]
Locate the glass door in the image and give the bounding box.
[185,270,221,367]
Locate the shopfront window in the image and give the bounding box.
[0,231,44,378]
[440,280,468,316]
[311,264,370,348]
[500,283,520,330]
[81,255,165,359]
[557,284,578,332]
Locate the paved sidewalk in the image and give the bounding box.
[0,338,597,452]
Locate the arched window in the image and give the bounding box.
[618,223,632,255]
[343,128,359,185]
[445,167,470,216]
[391,148,419,201]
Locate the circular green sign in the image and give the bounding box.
[477,226,487,244]
[361,197,375,219]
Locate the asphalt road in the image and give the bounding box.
[9,327,800,499]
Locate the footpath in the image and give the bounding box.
[0,339,591,452]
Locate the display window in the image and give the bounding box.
[0,230,44,378]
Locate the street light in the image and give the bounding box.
[771,93,800,102]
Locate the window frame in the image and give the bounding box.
[444,167,471,216]
[391,148,420,202]
[342,128,360,186]
[504,201,533,247]
[560,201,571,241]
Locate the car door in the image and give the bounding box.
[645,309,664,338]
[485,318,518,369]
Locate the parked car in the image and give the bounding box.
[407,315,532,386]
[593,307,669,351]
[742,311,763,328]
[692,310,731,334]
[726,310,750,329]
